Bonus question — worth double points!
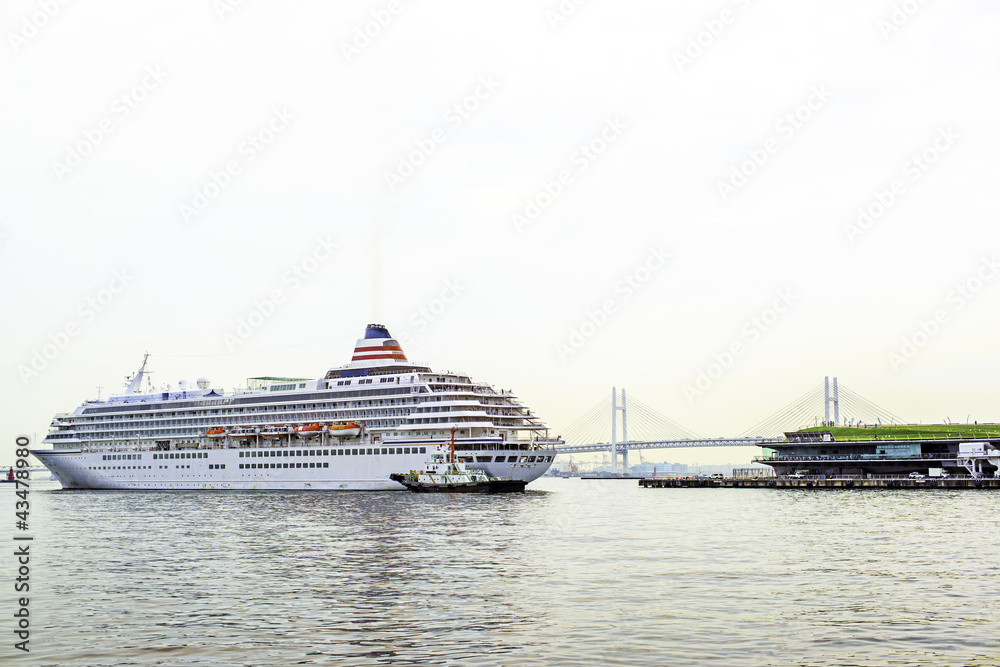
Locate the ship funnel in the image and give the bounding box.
[365,324,391,339]
[351,325,408,365]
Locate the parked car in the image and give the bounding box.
[908,472,925,479]
[788,472,805,479]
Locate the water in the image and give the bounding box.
[4,478,1000,666]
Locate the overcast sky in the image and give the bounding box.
[3,0,999,465]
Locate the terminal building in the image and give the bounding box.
[756,431,1000,478]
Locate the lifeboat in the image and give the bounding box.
[260,425,290,438]
[206,427,226,438]
[327,422,361,438]
[293,423,326,438]
[229,427,257,440]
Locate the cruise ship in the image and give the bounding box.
[31,325,560,490]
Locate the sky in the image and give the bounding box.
[3,0,999,466]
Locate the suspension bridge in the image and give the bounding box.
[555,378,905,473]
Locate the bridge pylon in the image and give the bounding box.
[824,376,840,427]
[611,387,628,474]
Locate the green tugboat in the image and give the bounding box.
[390,428,526,493]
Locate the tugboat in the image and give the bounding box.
[390,428,527,493]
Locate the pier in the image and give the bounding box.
[639,476,1000,489]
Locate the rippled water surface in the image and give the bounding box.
[4,478,1000,666]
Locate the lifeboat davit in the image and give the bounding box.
[294,423,325,438]
[327,422,361,438]
[206,427,226,438]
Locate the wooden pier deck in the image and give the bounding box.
[639,477,1000,490]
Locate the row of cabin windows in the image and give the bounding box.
[77,396,477,428]
[472,455,554,463]
[97,447,545,464]
[79,386,417,417]
[241,462,329,469]
[86,453,551,471]
[239,447,427,457]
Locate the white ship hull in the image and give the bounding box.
[32,444,556,491]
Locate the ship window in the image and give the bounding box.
[419,447,426,453]
[351,449,359,455]
[282,451,289,457]
[295,463,302,468]
[528,457,536,462]
[323,462,329,468]
[296,450,303,456]
[283,463,288,468]
[309,462,315,468]
[239,452,244,457]
[323,449,329,455]
[239,464,244,469]
[477,456,492,462]
[309,450,315,456]
[496,456,507,463]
